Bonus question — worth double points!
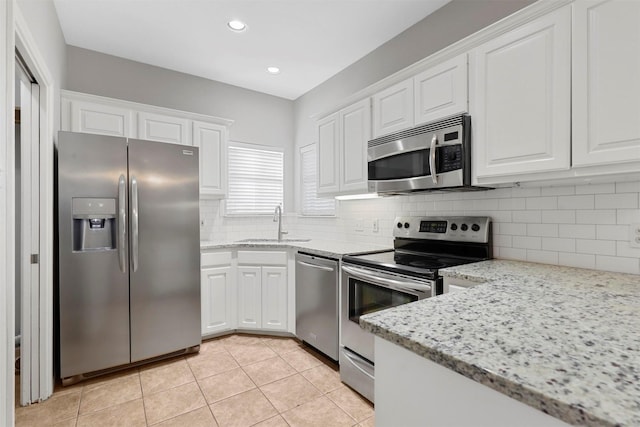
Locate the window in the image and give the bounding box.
[300,144,336,216]
[226,143,284,215]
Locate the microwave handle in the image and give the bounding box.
[429,134,438,184]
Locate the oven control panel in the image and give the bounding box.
[394,216,491,243]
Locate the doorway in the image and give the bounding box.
[14,52,41,407]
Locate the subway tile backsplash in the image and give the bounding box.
[200,180,640,275]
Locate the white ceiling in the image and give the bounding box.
[53,0,451,100]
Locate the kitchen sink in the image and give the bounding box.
[235,238,311,243]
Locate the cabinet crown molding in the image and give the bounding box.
[61,89,234,127]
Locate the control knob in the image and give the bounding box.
[404,222,410,229]
[397,222,403,229]
[450,223,458,231]
[471,224,480,232]
[460,224,468,231]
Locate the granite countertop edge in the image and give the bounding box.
[200,240,391,258]
[360,259,640,427]
[361,321,608,427]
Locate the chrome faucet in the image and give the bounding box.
[273,204,288,242]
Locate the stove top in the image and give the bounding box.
[342,216,492,280]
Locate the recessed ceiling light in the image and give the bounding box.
[227,20,246,32]
[267,66,281,75]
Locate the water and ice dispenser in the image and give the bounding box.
[72,198,117,252]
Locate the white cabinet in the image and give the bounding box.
[317,98,371,196]
[61,91,231,198]
[201,251,236,337]
[237,266,262,329]
[261,267,288,330]
[317,114,340,194]
[69,100,134,137]
[414,54,468,126]
[193,121,227,198]
[237,251,288,332]
[137,112,190,145]
[471,6,571,181]
[372,78,414,138]
[572,0,640,167]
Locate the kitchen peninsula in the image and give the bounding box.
[361,260,640,427]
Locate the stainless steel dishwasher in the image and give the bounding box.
[295,252,339,361]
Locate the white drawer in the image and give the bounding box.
[237,250,287,266]
[201,251,232,267]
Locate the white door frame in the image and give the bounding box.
[14,2,55,405]
[1,0,17,423]
[0,0,54,420]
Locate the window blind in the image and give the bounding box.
[300,144,336,216]
[226,144,284,215]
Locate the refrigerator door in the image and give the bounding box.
[128,139,201,362]
[58,131,130,378]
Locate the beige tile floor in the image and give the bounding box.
[15,334,375,426]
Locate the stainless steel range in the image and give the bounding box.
[339,216,492,402]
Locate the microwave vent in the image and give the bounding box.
[368,115,464,149]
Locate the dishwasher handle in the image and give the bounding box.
[296,260,335,272]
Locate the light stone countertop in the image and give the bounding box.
[200,239,391,259]
[360,259,640,427]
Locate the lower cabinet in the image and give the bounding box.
[201,251,236,337]
[201,249,288,337]
[237,251,288,332]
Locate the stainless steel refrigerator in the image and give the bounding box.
[57,131,201,383]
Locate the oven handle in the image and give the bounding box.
[429,134,438,184]
[342,265,432,295]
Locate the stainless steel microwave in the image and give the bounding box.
[367,114,483,194]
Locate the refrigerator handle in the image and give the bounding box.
[118,174,127,273]
[131,175,139,273]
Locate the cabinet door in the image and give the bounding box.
[317,113,340,195]
[471,6,571,179]
[237,266,262,329]
[572,0,640,166]
[138,112,190,145]
[201,265,235,336]
[261,266,287,331]
[414,54,468,126]
[340,98,371,194]
[193,121,227,198]
[70,100,133,137]
[372,78,414,138]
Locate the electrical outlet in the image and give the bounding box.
[630,223,640,248]
[355,219,364,232]
[372,219,379,233]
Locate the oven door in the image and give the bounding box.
[341,263,433,363]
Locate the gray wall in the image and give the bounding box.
[292,0,536,205]
[65,46,295,205]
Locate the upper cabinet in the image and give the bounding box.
[61,90,233,198]
[69,100,133,137]
[372,79,414,138]
[193,121,227,198]
[317,98,371,196]
[414,54,468,126]
[137,112,190,145]
[470,5,571,180]
[572,0,640,167]
[317,113,340,194]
